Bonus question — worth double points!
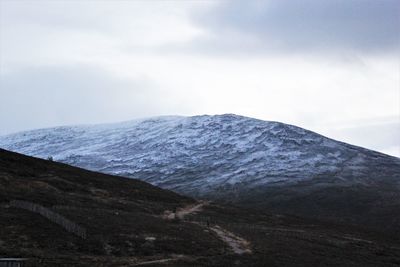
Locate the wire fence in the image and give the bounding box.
[9,200,87,239]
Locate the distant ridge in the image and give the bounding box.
[1,114,399,231]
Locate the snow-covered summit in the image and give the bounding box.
[0,114,399,197]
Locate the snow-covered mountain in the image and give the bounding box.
[1,114,398,198]
[2,114,400,230]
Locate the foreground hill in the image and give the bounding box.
[1,149,400,266]
[1,114,399,232]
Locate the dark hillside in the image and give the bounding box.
[1,149,399,266]
[2,114,399,235]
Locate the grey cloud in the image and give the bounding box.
[1,1,116,33]
[0,66,173,135]
[192,0,400,54]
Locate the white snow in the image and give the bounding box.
[0,114,395,196]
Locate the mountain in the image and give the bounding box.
[2,148,400,266]
[1,114,399,231]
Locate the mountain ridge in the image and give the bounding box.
[1,114,399,232]
[2,113,397,159]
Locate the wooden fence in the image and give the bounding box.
[9,200,87,239]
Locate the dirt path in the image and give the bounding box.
[162,201,252,255]
[133,256,187,266]
[176,201,206,219]
[210,225,252,254]
[163,201,207,220]
[132,258,176,266]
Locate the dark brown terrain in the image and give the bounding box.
[1,149,400,266]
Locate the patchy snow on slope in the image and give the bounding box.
[1,114,398,196]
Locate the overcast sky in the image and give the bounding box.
[0,0,399,156]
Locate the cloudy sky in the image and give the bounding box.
[0,0,399,156]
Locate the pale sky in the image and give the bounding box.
[0,0,399,156]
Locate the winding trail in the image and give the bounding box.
[162,201,252,255]
[176,202,206,219]
[132,258,176,266]
[209,225,252,254]
[132,255,189,266]
[162,201,207,220]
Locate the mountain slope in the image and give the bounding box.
[2,149,400,266]
[1,114,399,231]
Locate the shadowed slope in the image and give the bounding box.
[1,149,400,266]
